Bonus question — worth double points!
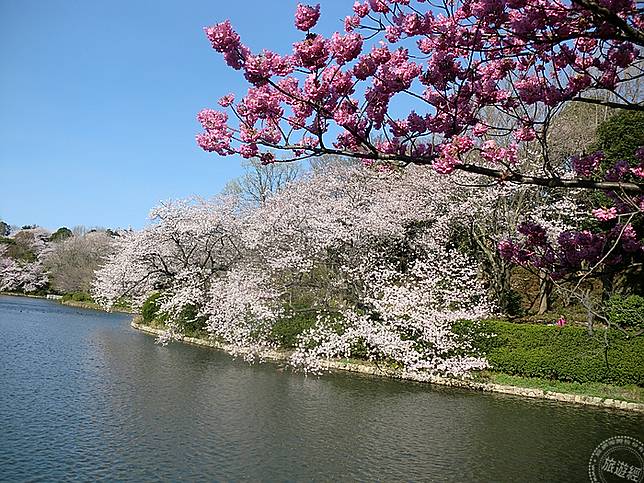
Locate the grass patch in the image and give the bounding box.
[475,371,644,404]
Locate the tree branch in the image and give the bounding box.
[572,96,644,111]
[571,0,644,46]
[456,163,644,194]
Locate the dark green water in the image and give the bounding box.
[0,295,641,481]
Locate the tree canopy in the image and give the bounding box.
[196,0,643,193]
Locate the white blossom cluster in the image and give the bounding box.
[0,228,51,293]
[94,165,497,376]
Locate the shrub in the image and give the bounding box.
[176,304,208,337]
[473,320,644,386]
[140,294,206,335]
[605,295,644,331]
[503,289,525,318]
[49,227,73,242]
[141,292,162,324]
[271,312,316,348]
[71,292,92,302]
[61,292,93,303]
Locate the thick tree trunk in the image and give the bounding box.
[537,270,552,315]
[600,269,615,303]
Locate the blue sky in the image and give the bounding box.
[0,1,353,230]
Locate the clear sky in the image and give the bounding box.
[0,0,352,230]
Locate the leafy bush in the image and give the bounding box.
[595,110,644,166]
[140,294,206,336]
[176,304,208,337]
[141,292,162,324]
[271,312,316,348]
[605,295,644,331]
[503,289,525,318]
[72,292,92,302]
[471,320,644,386]
[62,292,93,303]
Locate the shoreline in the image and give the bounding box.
[131,318,644,413]
[58,299,136,314]
[0,292,135,314]
[0,291,47,299]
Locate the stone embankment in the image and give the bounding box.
[131,318,644,413]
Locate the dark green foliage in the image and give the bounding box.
[595,110,644,166]
[62,292,93,302]
[271,312,316,347]
[141,293,206,336]
[72,292,92,302]
[176,304,208,337]
[452,319,498,353]
[0,221,9,237]
[606,295,644,331]
[472,320,644,386]
[587,110,644,211]
[141,293,163,324]
[502,289,525,318]
[5,244,36,262]
[50,227,73,242]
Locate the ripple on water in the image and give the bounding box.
[0,296,642,481]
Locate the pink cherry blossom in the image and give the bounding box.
[631,165,644,178]
[293,34,329,69]
[592,207,618,221]
[294,3,321,31]
[353,1,370,17]
[218,93,235,107]
[329,32,363,64]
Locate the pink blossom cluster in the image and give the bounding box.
[480,140,519,165]
[294,3,321,31]
[433,135,473,174]
[501,219,643,279]
[592,207,618,221]
[193,1,643,295]
[195,109,233,155]
[293,34,329,69]
[329,32,363,65]
[204,20,248,70]
[196,0,642,186]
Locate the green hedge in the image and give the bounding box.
[61,291,93,303]
[606,295,644,330]
[473,320,644,387]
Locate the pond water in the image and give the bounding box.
[0,295,641,481]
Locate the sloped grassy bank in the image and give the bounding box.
[131,316,644,412]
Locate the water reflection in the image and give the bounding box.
[0,295,641,481]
